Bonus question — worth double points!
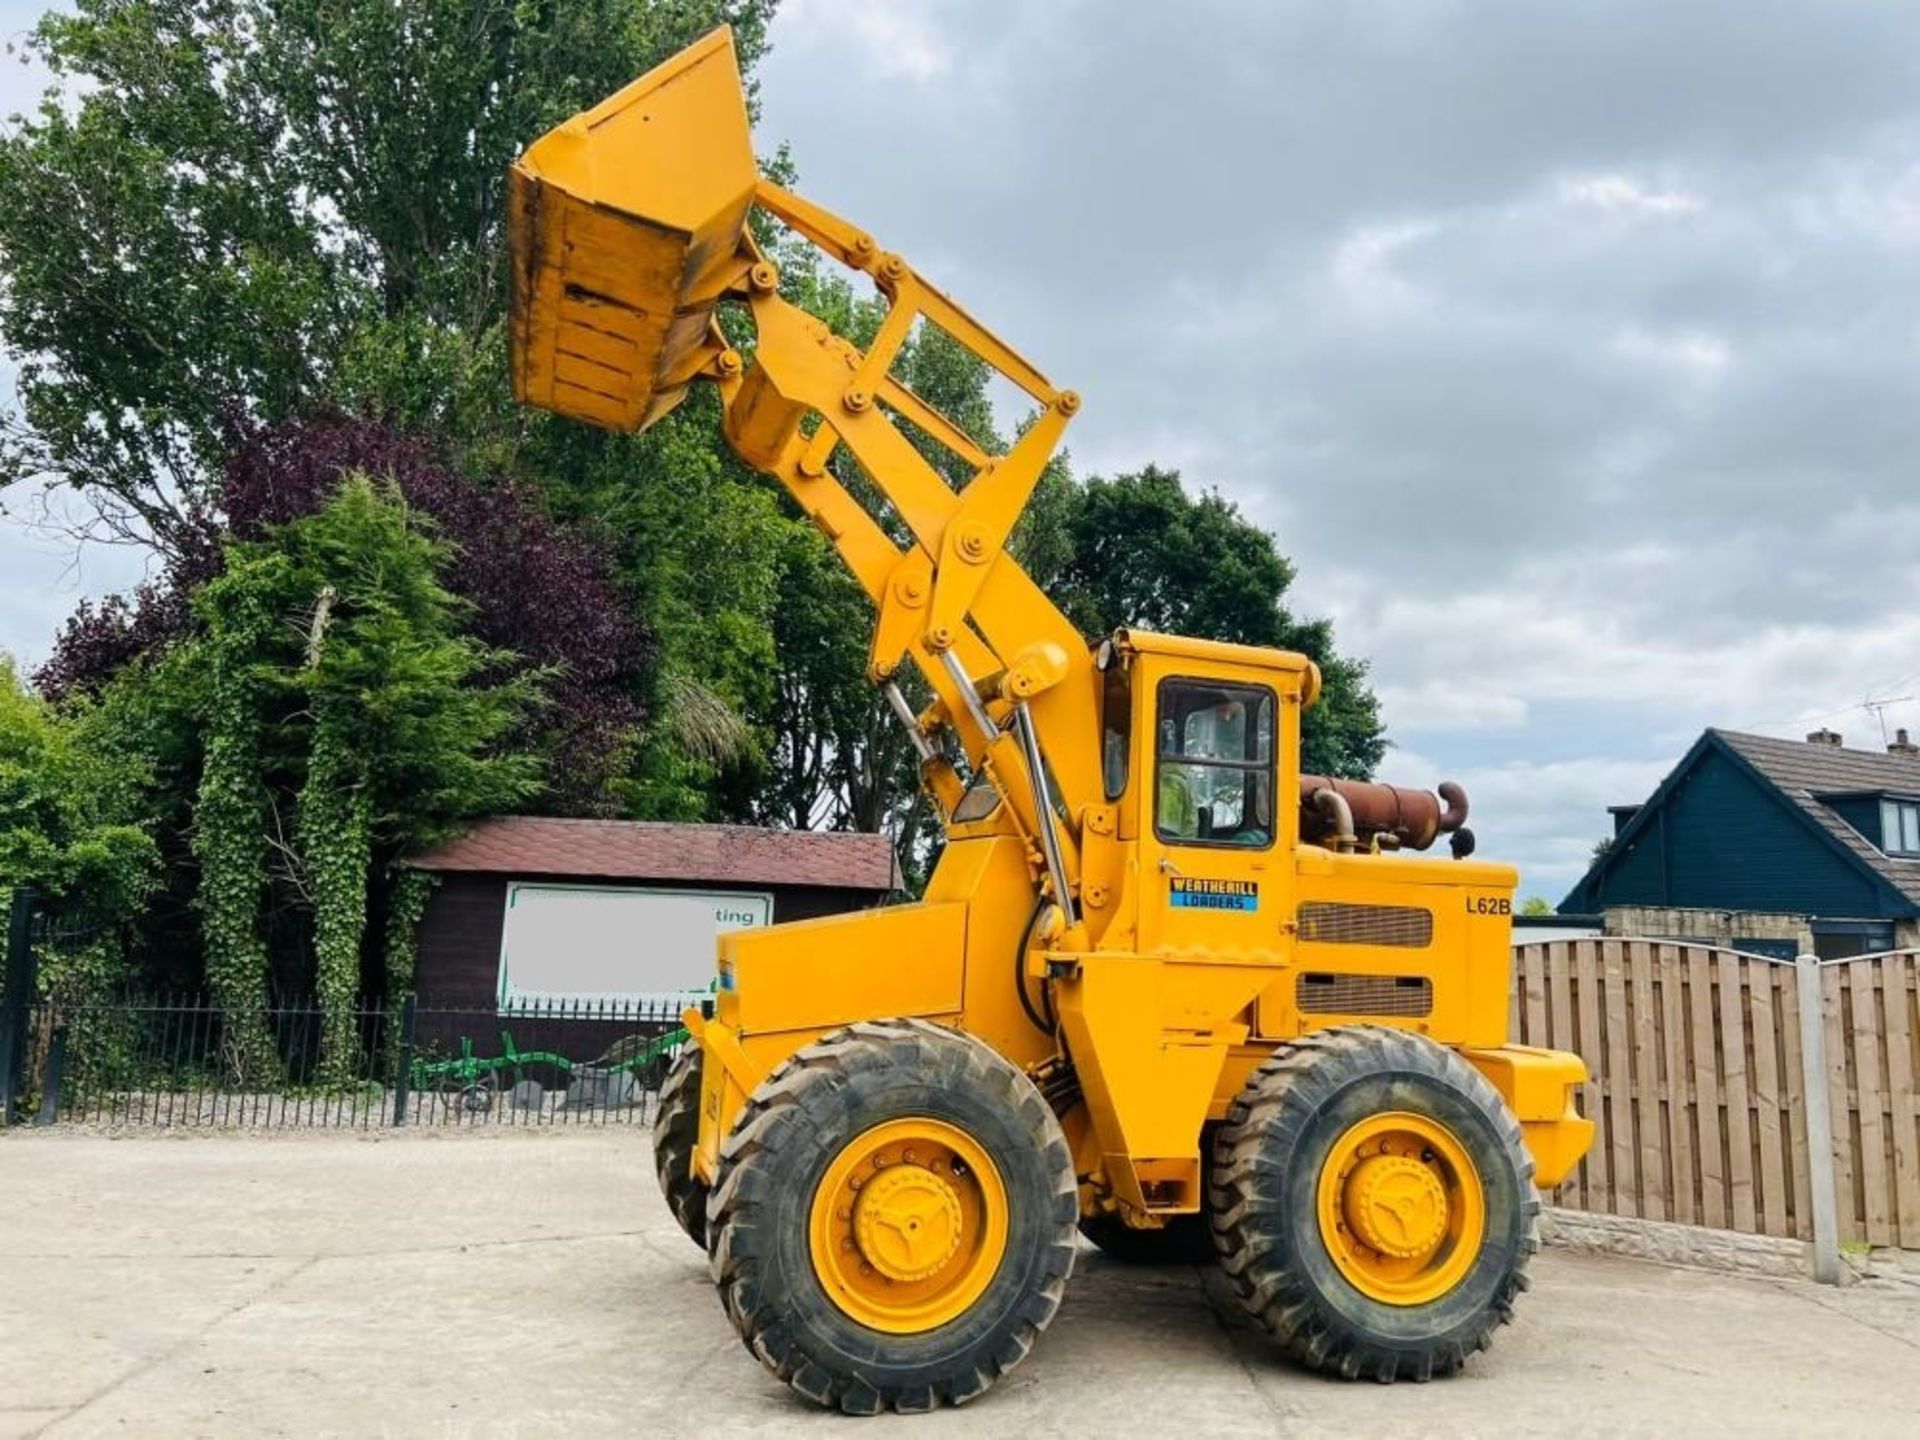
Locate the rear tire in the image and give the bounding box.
[1209,1025,1537,1382]
[706,1019,1077,1414]
[1079,1213,1216,1265]
[652,1042,708,1247]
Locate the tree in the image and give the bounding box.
[0,657,157,921]
[40,416,652,814]
[0,0,776,549]
[2,0,789,822]
[0,656,159,1004]
[1016,466,1385,778]
[1519,897,1555,917]
[188,475,540,1076]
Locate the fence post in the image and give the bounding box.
[1794,952,1842,1284]
[392,992,418,1127]
[35,1025,67,1127]
[0,886,38,1127]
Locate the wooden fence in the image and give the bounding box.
[1509,940,1920,1251]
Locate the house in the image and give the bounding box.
[1559,727,1920,959]
[404,817,899,1008]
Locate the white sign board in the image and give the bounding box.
[497,883,772,1010]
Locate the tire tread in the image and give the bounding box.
[707,1018,1077,1414]
[652,1042,708,1246]
[1208,1025,1540,1382]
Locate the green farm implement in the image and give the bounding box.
[412,1026,689,1112]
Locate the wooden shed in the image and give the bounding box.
[398,818,897,1081]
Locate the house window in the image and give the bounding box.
[1882,799,1920,856]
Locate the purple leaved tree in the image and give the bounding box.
[39,415,655,814]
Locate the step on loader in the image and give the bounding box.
[507,27,1594,1414]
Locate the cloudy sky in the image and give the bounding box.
[5,1,1920,902]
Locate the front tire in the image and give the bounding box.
[1209,1025,1537,1382]
[706,1019,1077,1414]
[652,1042,708,1247]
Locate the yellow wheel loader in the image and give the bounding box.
[507,28,1594,1413]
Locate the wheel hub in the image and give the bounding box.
[1315,1110,1487,1307]
[808,1117,1011,1334]
[854,1164,965,1282]
[1342,1153,1449,1260]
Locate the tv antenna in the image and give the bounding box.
[1862,693,1914,745]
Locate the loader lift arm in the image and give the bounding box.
[509,26,1093,912]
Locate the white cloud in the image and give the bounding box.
[1374,681,1529,735]
[1325,220,1442,320]
[1559,174,1704,216]
[1611,324,1732,381]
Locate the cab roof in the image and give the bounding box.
[1112,628,1321,703]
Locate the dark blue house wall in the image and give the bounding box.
[1598,804,1665,898]
[1586,747,1891,917]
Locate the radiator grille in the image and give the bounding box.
[1297,972,1435,1018]
[1297,901,1434,948]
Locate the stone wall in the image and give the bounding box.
[1602,905,1813,952]
[1602,905,1920,956]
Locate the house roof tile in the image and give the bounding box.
[406,817,898,892]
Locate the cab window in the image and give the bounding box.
[1155,679,1274,847]
[952,770,1001,823]
[1101,653,1131,800]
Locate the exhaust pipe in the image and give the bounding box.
[1300,775,1471,853]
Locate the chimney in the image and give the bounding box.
[1891,728,1919,758]
[1806,728,1843,748]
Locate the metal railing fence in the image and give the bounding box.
[13,988,690,1130]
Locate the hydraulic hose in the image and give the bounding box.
[1013,891,1053,1035]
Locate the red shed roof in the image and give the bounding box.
[407,817,898,892]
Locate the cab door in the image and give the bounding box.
[1136,667,1286,969]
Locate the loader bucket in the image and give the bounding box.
[507,27,757,432]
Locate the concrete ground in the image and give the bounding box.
[1,1131,1914,1439]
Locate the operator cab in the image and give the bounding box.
[1095,629,1313,960]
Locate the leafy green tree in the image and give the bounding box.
[189,563,289,1079]
[0,0,799,821]
[1016,466,1385,777]
[189,475,540,1075]
[0,656,158,945]
[0,0,776,548]
[0,656,160,1048]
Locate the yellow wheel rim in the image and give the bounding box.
[808,1117,1009,1334]
[1315,1111,1485,1306]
